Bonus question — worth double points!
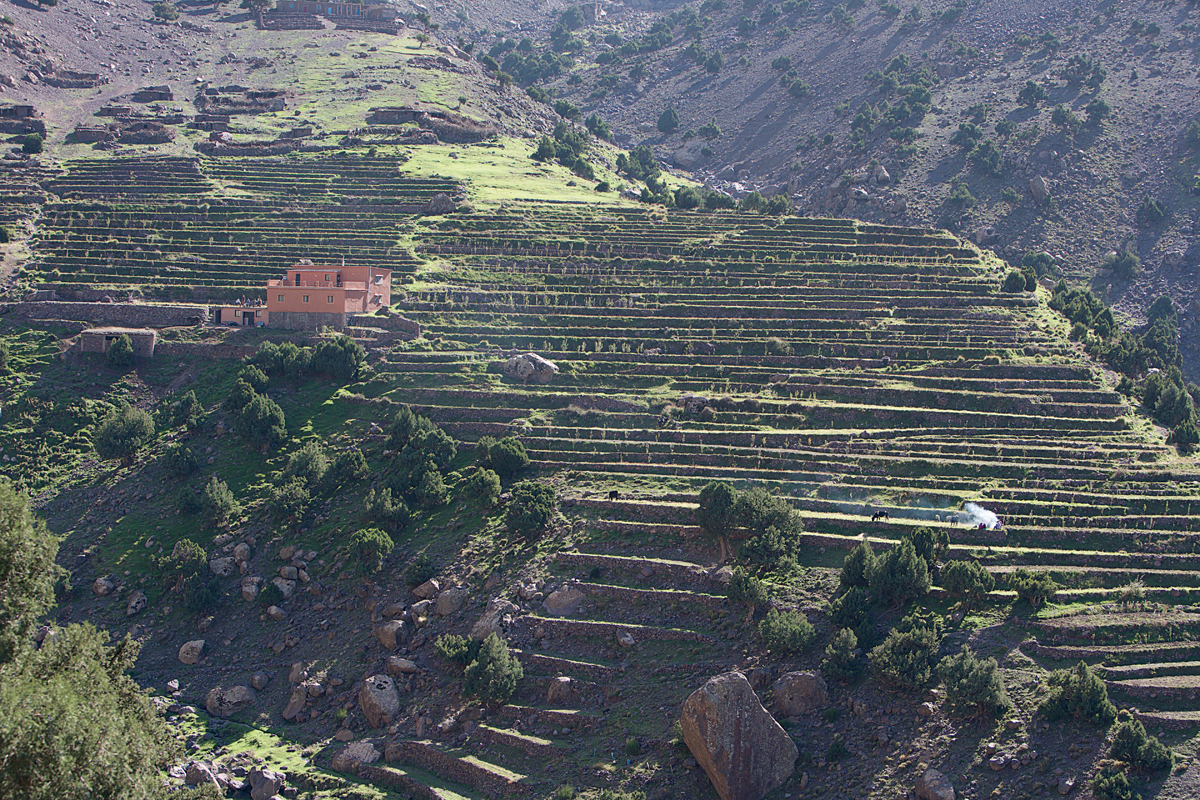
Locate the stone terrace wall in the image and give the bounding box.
[4,301,209,327]
[155,342,259,360]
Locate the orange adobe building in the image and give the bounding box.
[266,263,391,330]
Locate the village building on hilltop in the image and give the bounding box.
[262,263,391,330]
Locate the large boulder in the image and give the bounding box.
[500,353,559,384]
[178,639,206,665]
[281,684,308,722]
[386,656,420,677]
[359,674,400,729]
[771,671,829,716]
[542,585,585,617]
[126,590,147,617]
[412,578,440,600]
[916,767,956,800]
[209,557,237,577]
[470,598,521,641]
[331,740,381,772]
[205,685,256,718]
[248,767,285,800]
[374,619,408,651]
[434,586,468,617]
[1030,175,1050,204]
[681,671,798,800]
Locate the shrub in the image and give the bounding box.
[1187,120,1200,150]
[1040,661,1117,726]
[310,335,365,381]
[284,441,328,488]
[360,487,410,533]
[1110,711,1173,773]
[233,393,287,451]
[21,134,42,154]
[201,476,239,528]
[822,628,866,682]
[469,467,502,505]
[1002,269,1027,292]
[105,334,135,368]
[624,737,641,756]
[152,1,179,19]
[657,106,679,134]
[326,448,369,488]
[1086,98,1111,124]
[728,567,769,609]
[1090,764,1138,800]
[462,633,524,705]
[475,436,529,478]
[940,560,995,604]
[505,481,556,537]
[435,634,478,666]
[182,573,220,613]
[162,443,199,479]
[257,580,284,609]
[904,526,948,565]
[840,541,875,590]
[869,538,930,607]
[161,538,206,587]
[758,609,815,655]
[405,553,437,587]
[1009,567,1058,607]
[94,404,155,465]
[938,646,1009,716]
[1109,249,1141,280]
[829,585,870,628]
[0,226,8,244]
[348,527,394,576]
[1017,80,1047,107]
[169,390,202,429]
[869,612,942,689]
[269,479,309,524]
[698,480,739,562]
[1135,197,1165,226]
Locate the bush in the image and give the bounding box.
[505,481,556,537]
[201,476,239,528]
[839,541,875,590]
[1040,661,1117,726]
[728,567,769,609]
[822,628,866,683]
[182,573,220,613]
[1009,567,1058,607]
[168,390,202,430]
[869,612,942,689]
[869,538,930,607]
[268,479,309,524]
[233,394,287,451]
[94,404,155,465]
[348,527,394,576]
[415,468,449,508]
[1109,249,1141,280]
[434,633,478,666]
[21,134,42,154]
[469,467,502,505]
[475,436,529,478]
[1135,197,1166,226]
[0,226,9,244]
[162,443,199,479]
[105,334,135,368]
[697,480,739,561]
[658,106,679,133]
[462,633,524,705]
[284,441,328,488]
[360,487,410,533]
[829,585,870,629]
[758,609,815,655]
[1002,269,1027,293]
[326,449,369,488]
[1110,712,1173,773]
[405,553,437,587]
[1090,764,1138,800]
[310,335,365,381]
[940,560,995,604]
[736,487,802,566]
[938,646,1009,716]
[152,1,179,19]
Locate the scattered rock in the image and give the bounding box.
[251,670,272,691]
[917,702,936,717]
[412,578,440,600]
[989,755,1008,771]
[289,663,307,684]
[543,585,586,617]
[281,684,308,722]
[271,577,296,600]
[266,605,287,621]
[92,576,115,596]
[178,640,206,665]
[616,630,636,648]
[424,192,457,215]
[241,576,262,602]
[434,586,468,616]
[1030,175,1050,204]
[500,352,559,384]
[386,656,420,676]
[547,676,578,705]
[331,740,381,772]
[126,590,147,616]
[375,619,408,650]
[358,674,400,729]
[209,557,236,577]
[915,767,955,800]
[248,767,285,800]
[334,728,354,742]
[680,671,798,800]
[771,672,828,716]
[205,685,255,718]
[470,598,520,641]
[185,761,219,787]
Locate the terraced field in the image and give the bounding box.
[28,156,456,298]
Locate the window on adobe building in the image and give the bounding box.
[303,295,309,303]
[325,274,331,282]
[278,295,284,302]
[327,295,334,303]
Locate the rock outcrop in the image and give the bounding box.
[205,685,256,718]
[772,671,828,716]
[681,671,798,800]
[916,767,956,800]
[500,352,559,384]
[358,674,400,729]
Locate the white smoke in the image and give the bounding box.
[962,502,1000,529]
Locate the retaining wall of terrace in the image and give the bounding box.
[3,301,209,327]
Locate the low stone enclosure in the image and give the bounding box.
[78,327,157,357]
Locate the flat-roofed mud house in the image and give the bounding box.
[266,264,391,329]
[80,327,157,357]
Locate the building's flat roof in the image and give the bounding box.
[82,327,157,336]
